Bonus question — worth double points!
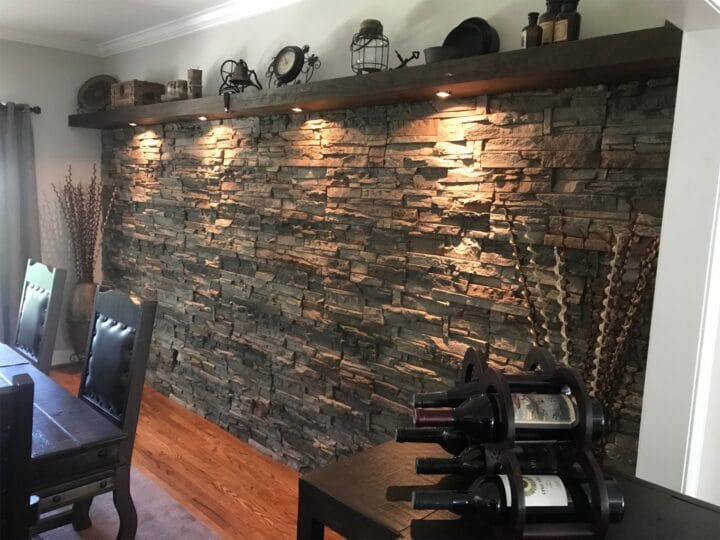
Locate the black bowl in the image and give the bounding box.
[424,46,460,64]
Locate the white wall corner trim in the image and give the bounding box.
[97,0,301,57]
[637,27,720,506]
[0,27,99,57]
[683,167,720,496]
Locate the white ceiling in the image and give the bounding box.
[0,0,254,55]
[1,0,719,58]
[0,0,223,43]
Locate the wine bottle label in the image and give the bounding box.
[554,20,569,42]
[499,474,569,507]
[511,393,577,429]
[521,31,527,49]
[539,21,554,44]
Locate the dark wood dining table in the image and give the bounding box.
[298,441,720,539]
[0,343,126,532]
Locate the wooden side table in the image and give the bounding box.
[297,441,720,539]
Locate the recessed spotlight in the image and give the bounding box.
[128,122,137,127]
[198,116,208,121]
[435,91,452,99]
[291,107,303,113]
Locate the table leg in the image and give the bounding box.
[297,513,324,540]
[297,481,324,540]
[71,498,93,530]
[113,466,137,540]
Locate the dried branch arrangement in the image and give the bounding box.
[589,230,630,396]
[552,246,572,365]
[501,203,542,346]
[53,164,117,283]
[596,234,661,401]
[501,202,660,409]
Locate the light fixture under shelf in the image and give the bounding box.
[128,122,137,127]
[435,90,452,98]
[198,116,208,121]
[291,107,303,113]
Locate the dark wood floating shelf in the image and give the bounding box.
[69,25,682,129]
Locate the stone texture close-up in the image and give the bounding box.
[101,78,676,472]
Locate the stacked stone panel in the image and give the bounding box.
[101,79,676,471]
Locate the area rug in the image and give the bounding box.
[41,467,217,540]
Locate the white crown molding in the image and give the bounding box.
[97,0,299,57]
[0,27,100,57]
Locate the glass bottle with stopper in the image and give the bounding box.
[521,12,543,48]
[554,0,582,42]
[539,0,562,45]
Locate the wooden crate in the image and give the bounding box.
[111,80,165,109]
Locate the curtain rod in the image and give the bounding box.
[0,102,41,114]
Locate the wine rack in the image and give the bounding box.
[396,346,622,539]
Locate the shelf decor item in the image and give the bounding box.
[218,59,263,94]
[539,0,562,45]
[52,164,116,358]
[423,45,459,64]
[266,45,320,86]
[77,74,118,113]
[443,17,500,58]
[188,68,202,98]
[161,79,188,102]
[394,49,420,69]
[554,0,582,42]
[110,79,165,108]
[522,12,543,48]
[350,19,389,74]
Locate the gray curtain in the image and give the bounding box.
[0,103,41,342]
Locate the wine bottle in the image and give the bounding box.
[413,375,553,408]
[416,443,560,476]
[412,474,625,523]
[414,392,605,442]
[395,427,473,455]
[539,0,562,45]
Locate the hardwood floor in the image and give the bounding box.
[51,369,339,540]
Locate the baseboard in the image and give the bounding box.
[51,349,77,367]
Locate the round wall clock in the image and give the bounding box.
[266,45,320,86]
[273,46,305,84]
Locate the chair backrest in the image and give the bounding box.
[14,259,67,374]
[0,374,35,539]
[77,289,157,456]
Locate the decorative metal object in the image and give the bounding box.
[188,68,202,98]
[218,59,263,94]
[394,49,420,69]
[266,45,320,86]
[350,19,389,74]
[77,74,118,113]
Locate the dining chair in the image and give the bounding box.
[13,259,67,374]
[0,374,36,539]
[35,288,157,539]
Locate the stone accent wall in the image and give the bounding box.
[102,78,676,471]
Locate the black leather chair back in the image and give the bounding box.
[14,260,67,374]
[78,289,157,453]
[0,374,35,539]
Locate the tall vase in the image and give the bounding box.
[68,282,98,357]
